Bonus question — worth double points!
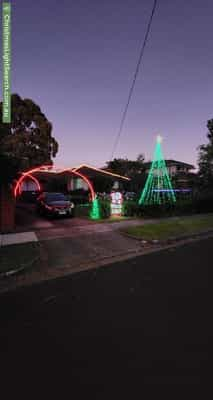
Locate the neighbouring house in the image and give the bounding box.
[143,160,196,190]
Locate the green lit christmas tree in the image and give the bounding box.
[139,136,176,205]
[90,197,101,220]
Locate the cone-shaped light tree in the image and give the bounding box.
[139,135,176,205]
[90,197,101,220]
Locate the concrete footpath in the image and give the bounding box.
[0,231,38,247]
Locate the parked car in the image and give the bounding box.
[124,192,137,200]
[36,192,75,218]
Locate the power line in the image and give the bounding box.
[109,0,158,161]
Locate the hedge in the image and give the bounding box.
[122,196,213,218]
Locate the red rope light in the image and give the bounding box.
[14,165,96,201]
[17,173,41,195]
[58,168,96,201]
[14,165,52,197]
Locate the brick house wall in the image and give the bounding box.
[0,184,15,233]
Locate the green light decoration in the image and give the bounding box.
[90,197,101,220]
[139,135,176,205]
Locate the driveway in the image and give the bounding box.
[15,202,94,232]
[15,202,146,235]
[8,203,211,292]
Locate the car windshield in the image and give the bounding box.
[45,193,68,202]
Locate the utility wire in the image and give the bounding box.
[110,0,158,161]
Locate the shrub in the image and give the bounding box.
[123,200,196,218]
[74,204,90,217]
[122,200,140,217]
[193,193,213,213]
[99,199,111,219]
[138,203,176,218]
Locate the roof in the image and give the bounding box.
[72,164,130,180]
[30,163,130,181]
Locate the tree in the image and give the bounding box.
[0,94,58,172]
[0,153,19,185]
[104,154,146,193]
[198,119,213,191]
[92,175,114,194]
[105,154,145,177]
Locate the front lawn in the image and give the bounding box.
[122,214,213,240]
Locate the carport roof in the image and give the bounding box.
[72,164,130,181]
[32,163,130,181]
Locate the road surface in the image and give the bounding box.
[0,237,209,396]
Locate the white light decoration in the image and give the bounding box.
[110,191,123,216]
[156,134,163,143]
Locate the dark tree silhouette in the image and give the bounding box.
[0,94,58,173]
[198,119,213,190]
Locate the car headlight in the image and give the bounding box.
[70,203,74,209]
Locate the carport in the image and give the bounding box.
[13,164,130,229]
[14,163,130,201]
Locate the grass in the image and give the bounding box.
[122,214,213,240]
[0,242,40,274]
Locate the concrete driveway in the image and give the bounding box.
[6,201,145,288]
[15,202,146,236]
[12,202,203,292]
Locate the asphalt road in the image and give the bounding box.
[0,237,209,397]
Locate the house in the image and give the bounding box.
[144,160,194,175]
[143,160,196,189]
[15,163,130,198]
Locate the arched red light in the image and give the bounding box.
[58,168,96,201]
[14,165,52,198]
[14,164,96,201]
[16,173,41,196]
[71,170,96,201]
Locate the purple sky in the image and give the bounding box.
[4,0,213,168]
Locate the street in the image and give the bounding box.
[0,237,209,396]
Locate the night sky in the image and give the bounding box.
[3,0,213,168]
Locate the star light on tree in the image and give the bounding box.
[156,134,162,143]
[138,136,176,205]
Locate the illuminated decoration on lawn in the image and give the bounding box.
[110,191,123,216]
[152,189,191,192]
[90,197,101,220]
[14,165,96,202]
[139,135,176,205]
